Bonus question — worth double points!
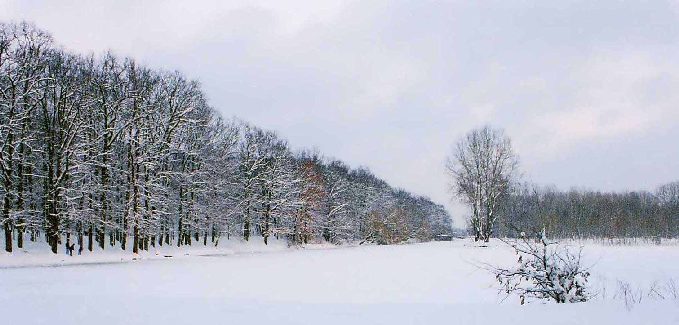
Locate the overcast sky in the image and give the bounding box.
[3,0,679,227]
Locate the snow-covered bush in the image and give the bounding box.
[492,231,590,304]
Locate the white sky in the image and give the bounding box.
[3,0,679,227]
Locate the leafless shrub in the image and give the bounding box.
[666,279,679,300]
[613,279,678,310]
[614,281,643,310]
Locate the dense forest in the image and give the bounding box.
[496,181,679,239]
[0,22,452,254]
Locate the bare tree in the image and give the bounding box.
[446,126,518,242]
[0,22,52,253]
[319,160,350,243]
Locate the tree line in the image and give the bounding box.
[447,126,679,241]
[0,22,452,254]
[496,181,679,239]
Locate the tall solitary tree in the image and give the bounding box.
[446,126,518,242]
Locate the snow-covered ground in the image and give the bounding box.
[0,237,298,268]
[1,240,678,324]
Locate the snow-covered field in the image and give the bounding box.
[1,240,678,325]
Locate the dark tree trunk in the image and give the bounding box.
[98,226,105,249]
[243,219,250,241]
[16,226,23,249]
[263,201,271,245]
[88,223,93,251]
[2,114,15,253]
[3,218,11,253]
[177,216,183,247]
[16,137,27,250]
[177,184,184,247]
[78,225,84,255]
[3,167,13,253]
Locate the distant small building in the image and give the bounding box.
[434,234,454,241]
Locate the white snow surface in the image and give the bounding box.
[1,240,678,324]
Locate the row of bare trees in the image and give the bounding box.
[496,182,679,239]
[0,22,452,254]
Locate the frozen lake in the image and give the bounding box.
[1,241,677,324]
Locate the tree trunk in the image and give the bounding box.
[3,219,11,253]
[17,225,23,249]
[243,219,250,241]
[177,216,183,247]
[78,228,84,255]
[263,200,271,245]
[88,223,93,251]
[133,225,139,254]
[16,139,26,250]
[3,174,12,253]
